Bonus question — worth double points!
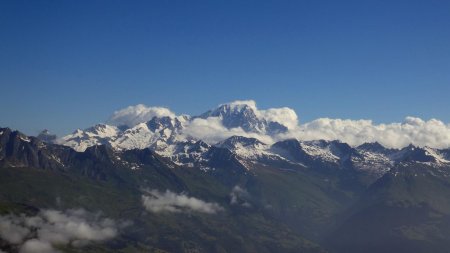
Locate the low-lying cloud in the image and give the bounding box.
[142,189,223,214]
[259,107,298,130]
[182,117,274,144]
[102,100,450,149]
[230,186,251,207]
[286,116,450,149]
[108,104,176,127]
[0,209,125,253]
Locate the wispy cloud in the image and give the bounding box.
[142,189,223,214]
[230,185,252,207]
[0,209,127,253]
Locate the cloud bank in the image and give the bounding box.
[0,209,125,253]
[286,116,450,149]
[259,107,298,130]
[108,104,175,127]
[142,190,223,214]
[182,117,274,144]
[106,101,450,149]
[184,101,450,149]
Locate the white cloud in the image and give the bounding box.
[108,104,175,127]
[205,101,450,149]
[20,239,55,253]
[230,186,251,207]
[182,117,274,144]
[0,215,30,244]
[281,116,450,149]
[219,100,258,111]
[217,100,298,130]
[179,101,297,145]
[259,107,298,130]
[0,209,125,253]
[182,101,450,148]
[37,209,118,244]
[142,189,223,214]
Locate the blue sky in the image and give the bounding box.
[1,0,449,136]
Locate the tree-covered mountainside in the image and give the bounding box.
[326,163,450,253]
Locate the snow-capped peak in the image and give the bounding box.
[199,101,289,134]
[107,104,176,128]
[85,124,120,138]
[58,124,119,152]
[422,147,450,164]
[147,116,184,132]
[217,136,265,150]
[218,100,258,111]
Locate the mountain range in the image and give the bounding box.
[57,101,450,175]
[1,101,450,253]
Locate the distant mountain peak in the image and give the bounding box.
[37,129,57,143]
[220,99,257,108]
[217,136,265,150]
[147,116,183,132]
[199,101,289,134]
[200,102,263,132]
[357,142,385,151]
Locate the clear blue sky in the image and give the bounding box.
[1,0,449,136]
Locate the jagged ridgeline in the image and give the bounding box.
[1,101,450,253]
